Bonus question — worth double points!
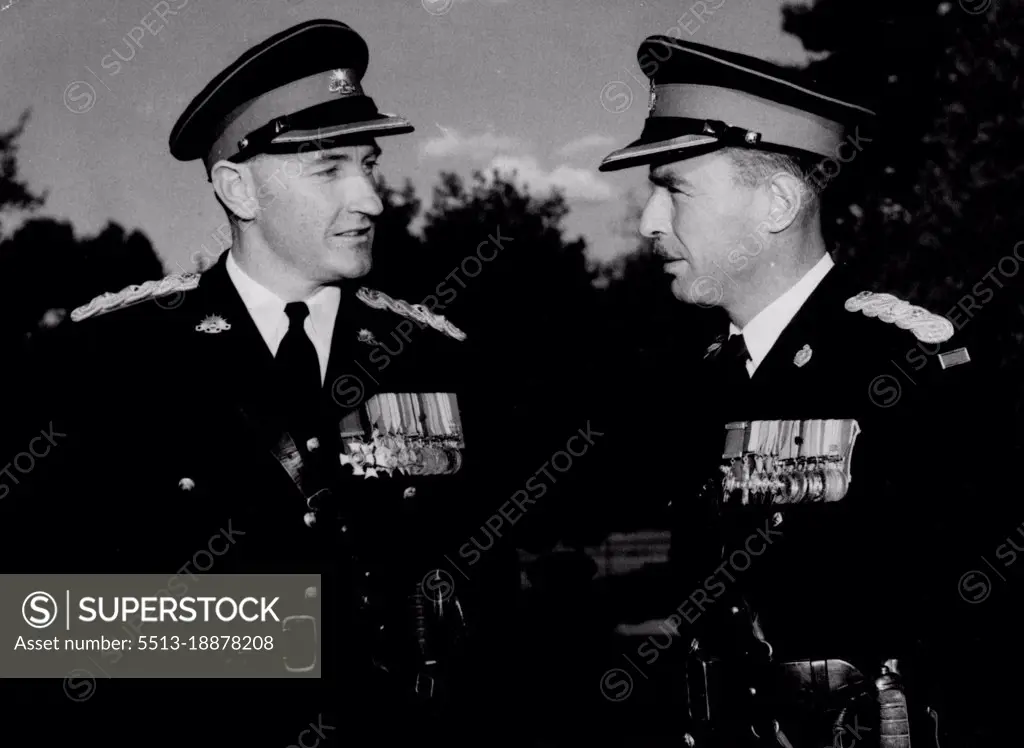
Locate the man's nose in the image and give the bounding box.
[639,194,668,239]
[346,175,383,217]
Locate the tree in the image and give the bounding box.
[418,169,595,348]
[0,218,164,345]
[0,110,165,350]
[780,0,1024,360]
[0,110,46,239]
[361,176,423,299]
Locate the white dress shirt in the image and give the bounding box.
[729,253,835,377]
[225,251,341,384]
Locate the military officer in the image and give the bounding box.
[598,37,1002,747]
[4,18,488,745]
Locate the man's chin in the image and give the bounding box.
[339,259,372,279]
[666,265,691,296]
[670,277,692,303]
[672,272,725,308]
[322,243,372,279]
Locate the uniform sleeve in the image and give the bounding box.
[870,331,999,656]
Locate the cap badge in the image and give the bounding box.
[793,344,812,368]
[648,86,657,113]
[195,314,231,334]
[328,69,361,97]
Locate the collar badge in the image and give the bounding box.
[196,314,231,334]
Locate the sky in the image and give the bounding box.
[0,0,814,276]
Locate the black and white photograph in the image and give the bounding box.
[0,0,1021,745]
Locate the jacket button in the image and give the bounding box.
[306,437,320,451]
[340,524,348,534]
[178,477,195,491]
[403,487,417,499]
[303,512,316,528]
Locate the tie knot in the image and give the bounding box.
[284,301,310,326]
[722,333,749,362]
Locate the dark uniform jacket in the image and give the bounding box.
[2,250,505,743]
[658,263,1002,738]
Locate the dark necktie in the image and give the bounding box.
[715,332,752,393]
[275,301,321,435]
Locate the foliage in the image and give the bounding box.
[0,113,164,353]
[0,110,46,238]
[780,0,1024,424]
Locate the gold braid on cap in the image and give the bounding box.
[71,273,201,321]
[844,291,954,343]
[356,287,466,341]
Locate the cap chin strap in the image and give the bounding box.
[699,118,762,147]
[232,115,292,163]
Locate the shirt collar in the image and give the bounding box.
[225,250,341,341]
[729,253,834,374]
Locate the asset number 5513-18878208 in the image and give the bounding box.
[137,635,274,651]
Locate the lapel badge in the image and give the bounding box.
[357,328,379,346]
[195,314,231,334]
[793,344,812,368]
[704,336,726,360]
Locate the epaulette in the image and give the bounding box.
[844,291,954,344]
[71,273,201,322]
[356,287,466,342]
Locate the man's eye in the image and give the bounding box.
[363,160,379,173]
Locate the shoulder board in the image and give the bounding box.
[356,287,466,342]
[71,273,201,322]
[844,291,954,343]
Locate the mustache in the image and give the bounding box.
[652,242,682,260]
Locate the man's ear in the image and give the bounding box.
[761,171,808,234]
[210,160,258,222]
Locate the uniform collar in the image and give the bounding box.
[225,250,341,371]
[729,253,834,375]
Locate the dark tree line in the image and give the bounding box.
[781,0,1024,408]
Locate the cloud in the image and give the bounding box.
[486,155,616,202]
[418,127,523,161]
[554,134,617,159]
[420,128,616,202]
